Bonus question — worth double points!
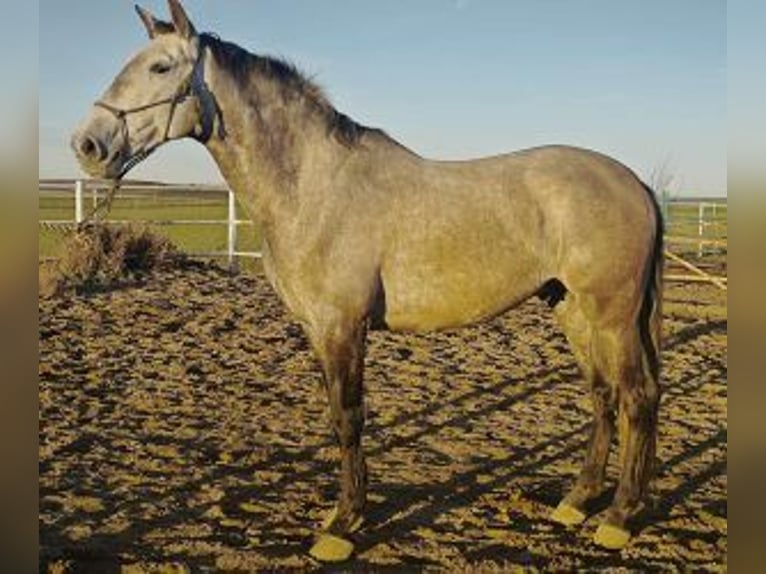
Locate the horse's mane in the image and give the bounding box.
[200,33,388,147]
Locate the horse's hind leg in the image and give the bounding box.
[550,296,616,526]
[307,316,368,539]
[593,326,659,549]
[551,288,659,549]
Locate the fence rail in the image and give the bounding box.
[39,180,262,268]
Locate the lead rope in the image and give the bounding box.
[75,179,121,232]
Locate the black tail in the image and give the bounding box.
[638,183,664,385]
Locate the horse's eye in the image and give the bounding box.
[150,62,172,75]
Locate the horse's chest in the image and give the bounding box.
[259,240,319,323]
[261,242,297,309]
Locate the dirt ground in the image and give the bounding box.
[39,259,727,572]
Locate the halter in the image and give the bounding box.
[93,51,201,180]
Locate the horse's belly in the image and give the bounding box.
[381,259,541,331]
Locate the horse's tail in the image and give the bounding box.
[639,183,664,390]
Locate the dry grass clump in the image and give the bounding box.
[40,224,184,298]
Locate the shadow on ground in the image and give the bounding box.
[39,263,727,571]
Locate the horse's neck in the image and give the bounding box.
[202,55,342,235]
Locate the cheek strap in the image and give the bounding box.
[190,47,226,143]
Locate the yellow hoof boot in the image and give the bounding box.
[550,503,587,526]
[593,523,631,550]
[309,534,355,562]
[321,506,364,533]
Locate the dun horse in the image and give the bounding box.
[72,0,663,560]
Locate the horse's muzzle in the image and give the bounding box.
[71,129,125,179]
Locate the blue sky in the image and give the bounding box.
[40,0,726,196]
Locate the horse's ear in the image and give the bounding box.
[135,5,174,39]
[167,0,197,39]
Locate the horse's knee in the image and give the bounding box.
[591,378,616,414]
[332,405,364,448]
[311,322,366,392]
[620,380,659,427]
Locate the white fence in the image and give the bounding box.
[39,179,262,267]
[663,198,727,258]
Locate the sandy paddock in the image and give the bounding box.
[39,259,726,571]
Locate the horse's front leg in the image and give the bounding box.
[307,316,368,558]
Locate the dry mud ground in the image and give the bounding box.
[40,261,727,572]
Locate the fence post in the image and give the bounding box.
[75,180,84,224]
[227,188,238,272]
[697,202,705,258]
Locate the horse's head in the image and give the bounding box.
[71,0,212,179]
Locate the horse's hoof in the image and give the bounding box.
[309,533,355,562]
[550,502,587,526]
[321,506,364,534]
[593,523,631,550]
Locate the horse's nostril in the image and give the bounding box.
[79,136,105,161]
[80,137,95,157]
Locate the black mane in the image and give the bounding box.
[200,33,386,147]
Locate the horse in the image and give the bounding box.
[72,0,663,560]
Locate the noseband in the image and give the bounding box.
[93,52,202,179]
